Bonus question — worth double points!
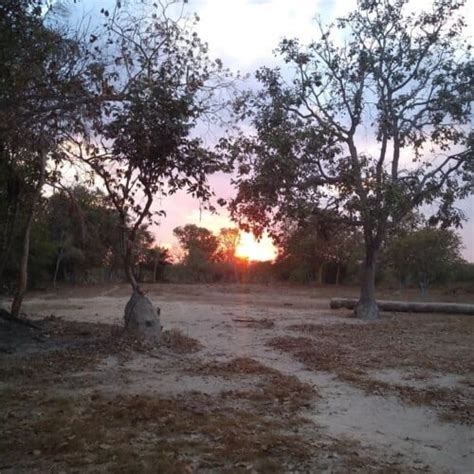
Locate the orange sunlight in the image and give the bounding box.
[235,232,277,262]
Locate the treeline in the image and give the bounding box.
[166,219,473,293]
[0,185,170,291]
[1,0,473,320]
[1,181,472,293]
[1,0,228,316]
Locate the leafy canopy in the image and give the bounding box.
[229,0,473,246]
[386,227,463,291]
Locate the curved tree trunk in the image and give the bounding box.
[124,247,139,292]
[119,218,140,292]
[355,245,379,320]
[10,149,46,318]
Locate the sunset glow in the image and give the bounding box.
[235,232,277,262]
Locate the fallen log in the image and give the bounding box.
[330,298,474,315]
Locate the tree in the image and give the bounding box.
[386,227,463,293]
[44,186,124,285]
[173,224,220,282]
[64,1,228,293]
[174,224,220,264]
[46,189,85,287]
[129,226,155,283]
[229,0,473,319]
[275,213,361,284]
[1,1,96,316]
[217,227,240,262]
[143,246,172,283]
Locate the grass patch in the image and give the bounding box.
[232,317,275,329]
[269,316,474,425]
[190,357,318,413]
[1,390,315,472]
[1,386,400,473]
[287,314,474,374]
[339,368,473,424]
[162,328,203,353]
[0,317,158,385]
[192,357,278,376]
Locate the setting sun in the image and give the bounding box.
[235,232,277,262]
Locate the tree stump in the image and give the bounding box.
[124,291,161,344]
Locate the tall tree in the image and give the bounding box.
[64,1,228,293]
[1,0,95,316]
[174,224,220,264]
[229,0,473,319]
[143,246,172,283]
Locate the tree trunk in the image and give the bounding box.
[124,246,139,292]
[53,250,63,289]
[10,149,46,318]
[419,279,429,295]
[53,234,66,289]
[317,262,325,285]
[335,262,341,286]
[355,245,379,320]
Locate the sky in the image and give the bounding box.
[147,0,473,262]
[73,0,474,261]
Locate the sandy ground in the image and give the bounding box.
[1,283,473,473]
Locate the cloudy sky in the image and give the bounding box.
[72,0,473,261]
[147,0,472,261]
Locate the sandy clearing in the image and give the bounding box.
[5,283,474,473]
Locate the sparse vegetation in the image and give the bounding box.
[1,0,473,471]
[162,328,204,353]
[1,283,472,471]
[269,314,474,423]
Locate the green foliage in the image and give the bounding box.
[1,1,231,298]
[0,184,165,290]
[385,227,463,293]
[1,0,95,165]
[275,213,363,284]
[227,0,473,315]
[55,1,230,289]
[0,0,101,310]
[449,261,474,293]
[174,224,220,264]
[217,228,240,263]
[2,204,56,290]
[137,246,172,283]
[452,262,474,283]
[28,218,57,287]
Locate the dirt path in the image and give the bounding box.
[3,284,474,472]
